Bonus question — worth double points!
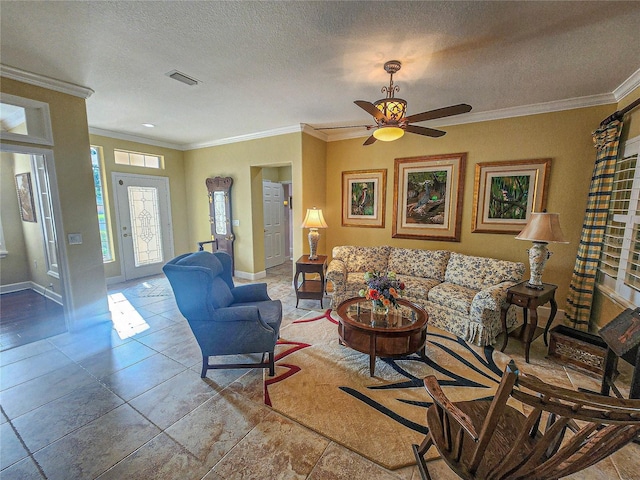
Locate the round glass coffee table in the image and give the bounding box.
[336,297,429,376]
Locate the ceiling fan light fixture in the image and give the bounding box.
[375,98,407,122]
[373,126,404,142]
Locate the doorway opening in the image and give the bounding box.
[0,145,68,350]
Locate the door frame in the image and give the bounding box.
[112,172,174,281]
[0,143,71,324]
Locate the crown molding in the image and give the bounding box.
[0,64,94,99]
[89,127,186,151]
[183,124,306,150]
[614,67,640,101]
[301,123,328,141]
[325,93,617,142]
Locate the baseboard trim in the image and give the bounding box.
[234,270,267,281]
[106,275,126,285]
[0,281,62,305]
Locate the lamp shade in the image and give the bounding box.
[516,212,568,244]
[301,207,328,229]
[373,126,405,142]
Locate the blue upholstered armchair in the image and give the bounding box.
[163,251,282,377]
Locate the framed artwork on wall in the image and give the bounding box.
[342,169,387,228]
[15,172,37,223]
[472,158,551,234]
[392,153,466,241]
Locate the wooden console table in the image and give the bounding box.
[500,281,558,363]
[294,255,327,308]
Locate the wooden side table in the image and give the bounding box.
[294,255,327,308]
[500,281,558,363]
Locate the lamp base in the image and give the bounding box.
[526,241,551,289]
[308,228,320,260]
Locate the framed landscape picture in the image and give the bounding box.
[472,158,551,234]
[342,169,387,228]
[15,172,37,223]
[392,153,466,241]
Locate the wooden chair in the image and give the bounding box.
[413,360,640,480]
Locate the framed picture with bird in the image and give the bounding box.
[472,158,551,234]
[342,169,387,228]
[393,153,466,241]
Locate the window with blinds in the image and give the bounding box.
[599,135,640,306]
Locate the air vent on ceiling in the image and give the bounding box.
[165,70,199,86]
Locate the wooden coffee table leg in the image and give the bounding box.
[369,334,376,376]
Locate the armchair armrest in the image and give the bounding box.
[231,283,271,303]
[213,305,260,322]
[423,376,478,440]
[326,259,347,291]
[472,281,517,311]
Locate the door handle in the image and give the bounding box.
[123,234,129,237]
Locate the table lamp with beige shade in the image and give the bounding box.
[516,212,568,289]
[301,207,328,260]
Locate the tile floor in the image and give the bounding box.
[1,260,638,479]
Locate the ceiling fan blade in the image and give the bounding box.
[405,125,447,137]
[354,100,384,121]
[363,135,377,146]
[405,103,472,124]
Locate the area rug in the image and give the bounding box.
[264,310,512,470]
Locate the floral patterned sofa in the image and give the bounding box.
[326,246,524,346]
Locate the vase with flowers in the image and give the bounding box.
[358,270,406,316]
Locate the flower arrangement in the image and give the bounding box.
[358,270,406,309]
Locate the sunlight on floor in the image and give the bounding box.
[108,292,150,339]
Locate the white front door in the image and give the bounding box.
[263,180,285,269]
[113,173,174,280]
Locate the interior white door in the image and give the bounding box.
[263,180,285,269]
[114,173,174,280]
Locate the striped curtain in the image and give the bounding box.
[565,120,624,330]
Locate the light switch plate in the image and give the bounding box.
[232,220,240,226]
[68,233,83,245]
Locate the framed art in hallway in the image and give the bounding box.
[342,169,387,228]
[472,158,551,234]
[392,153,466,241]
[15,172,37,223]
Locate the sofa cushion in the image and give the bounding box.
[428,282,477,314]
[444,252,524,290]
[483,258,525,287]
[399,276,441,302]
[345,272,368,294]
[388,248,450,281]
[347,245,391,272]
[444,253,490,290]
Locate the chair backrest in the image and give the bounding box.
[163,251,234,321]
[465,361,640,480]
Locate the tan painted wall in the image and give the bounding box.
[0,78,109,327]
[0,153,29,284]
[326,105,614,311]
[88,135,189,279]
[183,133,302,274]
[301,134,328,258]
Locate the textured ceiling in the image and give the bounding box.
[1,1,639,148]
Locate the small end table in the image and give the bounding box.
[294,255,327,308]
[500,281,558,363]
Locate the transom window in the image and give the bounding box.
[114,149,162,169]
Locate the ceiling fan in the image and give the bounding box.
[321,60,472,146]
